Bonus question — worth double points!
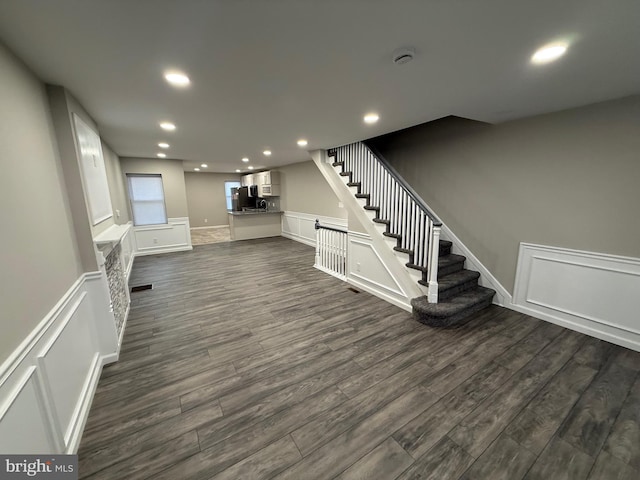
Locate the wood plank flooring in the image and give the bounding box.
[78,236,640,479]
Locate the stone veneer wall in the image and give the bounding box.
[105,244,127,337]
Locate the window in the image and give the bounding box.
[127,174,168,226]
[225,181,241,210]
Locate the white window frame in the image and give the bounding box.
[126,174,169,226]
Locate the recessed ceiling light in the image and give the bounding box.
[263,150,272,156]
[364,113,379,124]
[248,166,254,170]
[297,139,308,147]
[157,152,166,158]
[164,71,190,87]
[158,142,169,149]
[235,169,241,173]
[194,168,200,171]
[201,164,208,168]
[160,122,176,131]
[531,43,568,64]
[242,157,249,163]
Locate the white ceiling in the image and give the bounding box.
[1,0,639,173]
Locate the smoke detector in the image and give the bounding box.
[392,47,415,65]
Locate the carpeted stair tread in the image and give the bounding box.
[373,218,390,225]
[332,161,343,167]
[411,286,495,327]
[438,253,466,277]
[419,269,480,300]
[339,171,351,177]
[394,246,413,255]
[364,205,380,211]
[439,240,452,256]
[355,193,370,199]
[383,231,402,239]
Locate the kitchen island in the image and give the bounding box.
[228,210,283,241]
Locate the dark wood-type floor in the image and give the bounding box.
[78,237,640,480]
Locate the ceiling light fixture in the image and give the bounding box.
[242,157,249,162]
[201,164,208,168]
[297,139,308,147]
[156,153,166,158]
[158,142,169,149]
[194,168,200,171]
[164,71,190,87]
[263,150,272,156]
[235,169,241,173]
[160,122,176,131]
[248,166,254,170]
[531,42,568,64]
[364,113,379,124]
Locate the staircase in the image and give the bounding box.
[328,142,495,327]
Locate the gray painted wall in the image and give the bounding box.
[368,96,640,293]
[185,172,241,227]
[119,158,189,219]
[47,86,101,271]
[102,142,130,225]
[0,43,83,365]
[279,160,347,219]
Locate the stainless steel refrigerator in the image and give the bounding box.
[231,186,253,211]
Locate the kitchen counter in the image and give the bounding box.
[228,210,284,216]
[228,210,283,240]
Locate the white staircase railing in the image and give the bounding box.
[314,220,348,281]
[329,142,443,303]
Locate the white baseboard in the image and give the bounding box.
[134,245,193,257]
[512,243,640,352]
[0,272,119,454]
[190,224,229,230]
[282,231,315,247]
[347,277,412,312]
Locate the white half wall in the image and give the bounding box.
[132,217,193,256]
[0,273,118,454]
[281,211,347,247]
[282,212,413,312]
[512,243,640,352]
[347,232,412,312]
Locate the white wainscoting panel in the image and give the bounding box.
[281,211,347,247]
[347,232,412,312]
[0,271,118,454]
[133,217,193,256]
[0,367,55,454]
[512,243,640,352]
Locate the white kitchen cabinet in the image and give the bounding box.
[241,174,255,186]
[261,170,280,185]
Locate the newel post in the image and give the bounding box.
[428,225,441,303]
[314,219,321,268]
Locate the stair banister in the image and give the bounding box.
[314,219,348,281]
[363,143,442,227]
[330,142,444,303]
